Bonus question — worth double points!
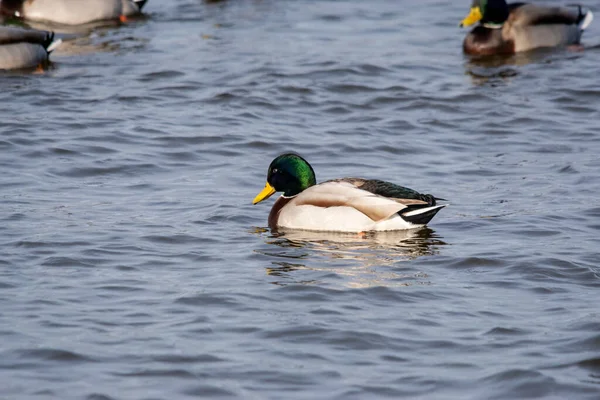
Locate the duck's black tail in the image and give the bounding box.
[44,31,62,54]
[570,4,594,30]
[580,9,594,31]
[134,0,148,11]
[400,204,446,225]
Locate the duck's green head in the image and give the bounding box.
[253,153,317,204]
[460,0,509,27]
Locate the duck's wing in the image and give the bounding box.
[0,26,53,47]
[506,4,589,51]
[509,4,580,27]
[334,178,447,225]
[292,181,409,222]
[334,178,440,206]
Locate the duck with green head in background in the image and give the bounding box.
[253,153,446,233]
[460,0,593,55]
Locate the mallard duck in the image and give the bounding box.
[0,0,148,25]
[253,153,446,232]
[0,26,61,70]
[460,0,594,55]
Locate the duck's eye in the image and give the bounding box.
[272,168,278,174]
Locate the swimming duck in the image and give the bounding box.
[0,26,61,70]
[0,0,148,25]
[460,0,594,55]
[253,153,446,232]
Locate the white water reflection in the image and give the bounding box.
[254,227,446,287]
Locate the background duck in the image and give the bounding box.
[0,26,61,69]
[460,0,594,55]
[253,153,446,233]
[0,0,147,25]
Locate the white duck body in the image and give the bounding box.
[1,0,146,25]
[0,26,60,69]
[271,181,445,232]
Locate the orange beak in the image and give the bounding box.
[119,15,128,23]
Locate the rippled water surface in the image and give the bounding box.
[2,0,600,398]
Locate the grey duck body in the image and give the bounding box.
[0,26,59,70]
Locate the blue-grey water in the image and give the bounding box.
[2,0,600,398]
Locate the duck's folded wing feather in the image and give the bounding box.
[0,27,50,46]
[292,181,408,222]
[392,198,430,206]
[332,178,433,203]
[509,4,579,27]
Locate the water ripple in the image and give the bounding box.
[1,0,600,399]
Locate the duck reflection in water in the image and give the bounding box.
[252,227,447,288]
[464,46,587,86]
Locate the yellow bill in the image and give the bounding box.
[460,6,483,27]
[253,182,276,204]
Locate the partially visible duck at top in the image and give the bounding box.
[0,26,61,70]
[0,0,148,25]
[459,0,594,55]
